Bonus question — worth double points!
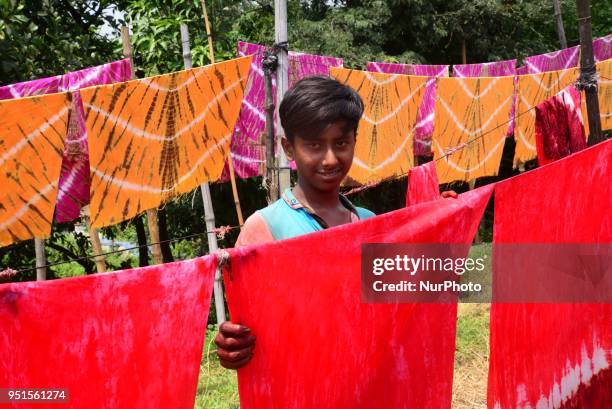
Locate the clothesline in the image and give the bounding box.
[9,225,241,275]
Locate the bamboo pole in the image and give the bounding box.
[275,0,291,195]
[461,39,467,65]
[180,23,226,324]
[263,51,279,204]
[576,0,603,145]
[34,238,46,281]
[82,206,106,273]
[121,26,163,265]
[199,0,245,226]
[552,0,568,49]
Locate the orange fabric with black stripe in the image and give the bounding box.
[81,56,252,228]
[432,76,514,184]
[330,68,427,185]
[514,67,580,165]
[0,92,71,246]
[597,59,611,131]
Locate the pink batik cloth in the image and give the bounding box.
[535,85,587,166]
[452,59,517,136]
[405,161,441,206]
[488,139,611,409]
[221,42,343,180]
[0,59,132,223]
[593,34,612,62]
[366,62,449,156]
[225,186,493,409]
[0,255,217,408]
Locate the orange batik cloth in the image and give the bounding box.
[330,68,427,185]
[81,56,252,228]
[432,76,514,184]
[514,67,580,165]
[0,92,71,247]
[597,58,611,131]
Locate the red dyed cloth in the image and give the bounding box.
[405,161,440,206]
[224,186,493,409]
[488,140,612,408]
[535,86,587,166]
[0,257,216,408]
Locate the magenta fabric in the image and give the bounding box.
[405,161,440,206]
[0,256,216,408]
[366,62,449,156]
[452,59,517,136]
[0,59,132,223]
[522,46,580,74]
[0,76,61,98]
[535,85,587,166]
[451,59,517,78]
[593,34,612,62]
[221,42,343,180]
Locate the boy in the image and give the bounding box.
[215,76,455,369]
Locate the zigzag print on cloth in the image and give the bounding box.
[0,92,71,247]
[221,42,343,180]
[331,68,427,185]
[80,56,252,228]
[366,62,449,157]
[452,59,518,138]
[432,76,514,184]
[514,67,580,165]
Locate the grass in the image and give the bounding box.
[196,244,493,408]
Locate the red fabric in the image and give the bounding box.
[405,161,441,206]
[224,186,494,409]
[0,257,216,408]
[535,86,587,166]
[489,140,612,408]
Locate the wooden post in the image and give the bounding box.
[121,26,163,264]
[180,23,226,324]
[34,238,46,281]
[576,0,603,145]
[461,39,467,64]
[553,0,568,48]
[275,0,291,195]
[263,51,279,204]
[199,1,245,227]
[82,206,106,273]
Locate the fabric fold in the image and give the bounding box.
[535,85,587,166]
[405,161,440,206]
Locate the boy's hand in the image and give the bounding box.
[215,321,256,369]
[441,190,458,199]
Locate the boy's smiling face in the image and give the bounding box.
[282,120,356,193]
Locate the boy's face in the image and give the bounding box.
[282,120,355,193]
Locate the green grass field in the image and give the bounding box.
[195,244,493,408]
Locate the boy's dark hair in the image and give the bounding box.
[279,76,364,142]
